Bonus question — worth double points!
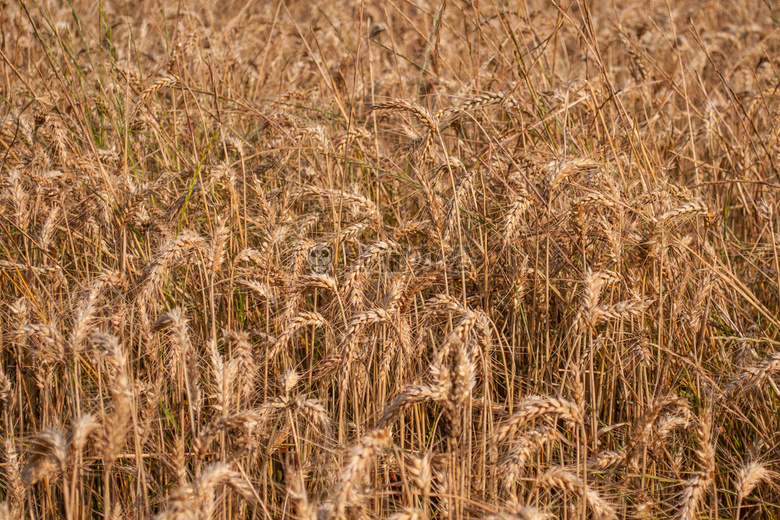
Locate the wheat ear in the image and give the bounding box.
[333,429,392,520]
[536,467,617,520]
[492,398,582,446]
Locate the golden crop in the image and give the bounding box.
[0,1,778,519]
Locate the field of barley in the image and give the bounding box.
[1,0,780,518]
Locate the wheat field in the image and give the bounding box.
[0,0,779,518]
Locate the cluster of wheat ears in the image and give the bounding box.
[0,0,779,519]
